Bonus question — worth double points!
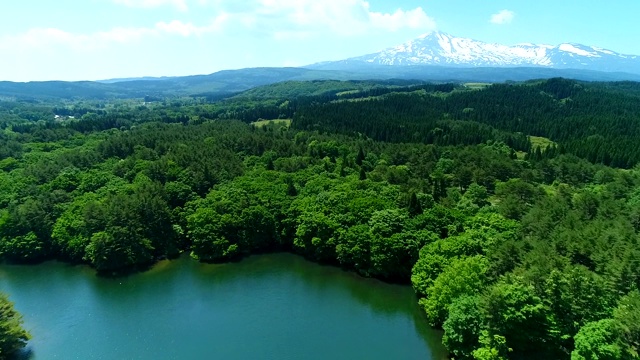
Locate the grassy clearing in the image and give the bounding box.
[251,119,292,128]
[529,136,556,150]
[331,97,379,104]
[336,90,362,97]
[333,89,433,103]
[464,83,492,90]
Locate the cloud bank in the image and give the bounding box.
[3,0,437,51]
[0,0,438,80]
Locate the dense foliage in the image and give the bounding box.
[0,293,30,358]
[1,78,640,359]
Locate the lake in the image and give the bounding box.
[0,253,446,360]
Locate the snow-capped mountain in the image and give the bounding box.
[324,32,640,74]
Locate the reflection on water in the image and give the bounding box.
[12,347,33,360]
[1,253,446,360]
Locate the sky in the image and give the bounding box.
[1,0,639,82]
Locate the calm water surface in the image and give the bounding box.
[0,253,446,360]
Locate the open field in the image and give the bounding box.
[250,119,292,128]
[529,135,557,150]
[463,82,492,90]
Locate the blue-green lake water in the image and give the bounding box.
[0,253,446,360]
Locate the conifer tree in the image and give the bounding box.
[356,147,365,166]
[408,192,423,216]
[359,167,367,181]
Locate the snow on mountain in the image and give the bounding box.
[340,32,640,74]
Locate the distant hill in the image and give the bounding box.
[1,63,640,101]
[305,64,640,83]
[0,68,361,101]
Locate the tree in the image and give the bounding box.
[481,277,549,356]
[456,166,474,191]
[85,229,154,272]
[571,291,640,360]
[293,211,340,262]
[443,295,483,359]
[572,319,627,360]
[544,267,611,348]
[335,224,372,275]
[472,331,510,360]
[355,147,365,166]
[286,181,297,197]
[495,179,543,220]
[411,225,498,299]
[408,192,423,216]
[359,167,367,180]
[368,209,407,238]
[51,193,103,262]
[463,183,490,208]
[411,250,449,297]
[0,293,30,357]
[187,208,237,262]
[613,291,640,358]
[369,230,435,280]
[421,255,489,326]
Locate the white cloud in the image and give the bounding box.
[199,0,437,37]
[370,7,435,32]
[113,0,189,11]
[108,0,438,40]
[490,9,515,25]
[105,0,436,37]
[0,17,228,53]
[0,0,439,80]
[5,0,436,49]
[156,15,228,36]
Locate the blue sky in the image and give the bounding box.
[1,0,639,81]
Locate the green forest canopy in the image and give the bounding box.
[0,78,640,359]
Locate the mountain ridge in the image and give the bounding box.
[316,31,640,74]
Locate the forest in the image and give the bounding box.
[1,78,640,359]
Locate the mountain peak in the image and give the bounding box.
[340,32,639,74]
